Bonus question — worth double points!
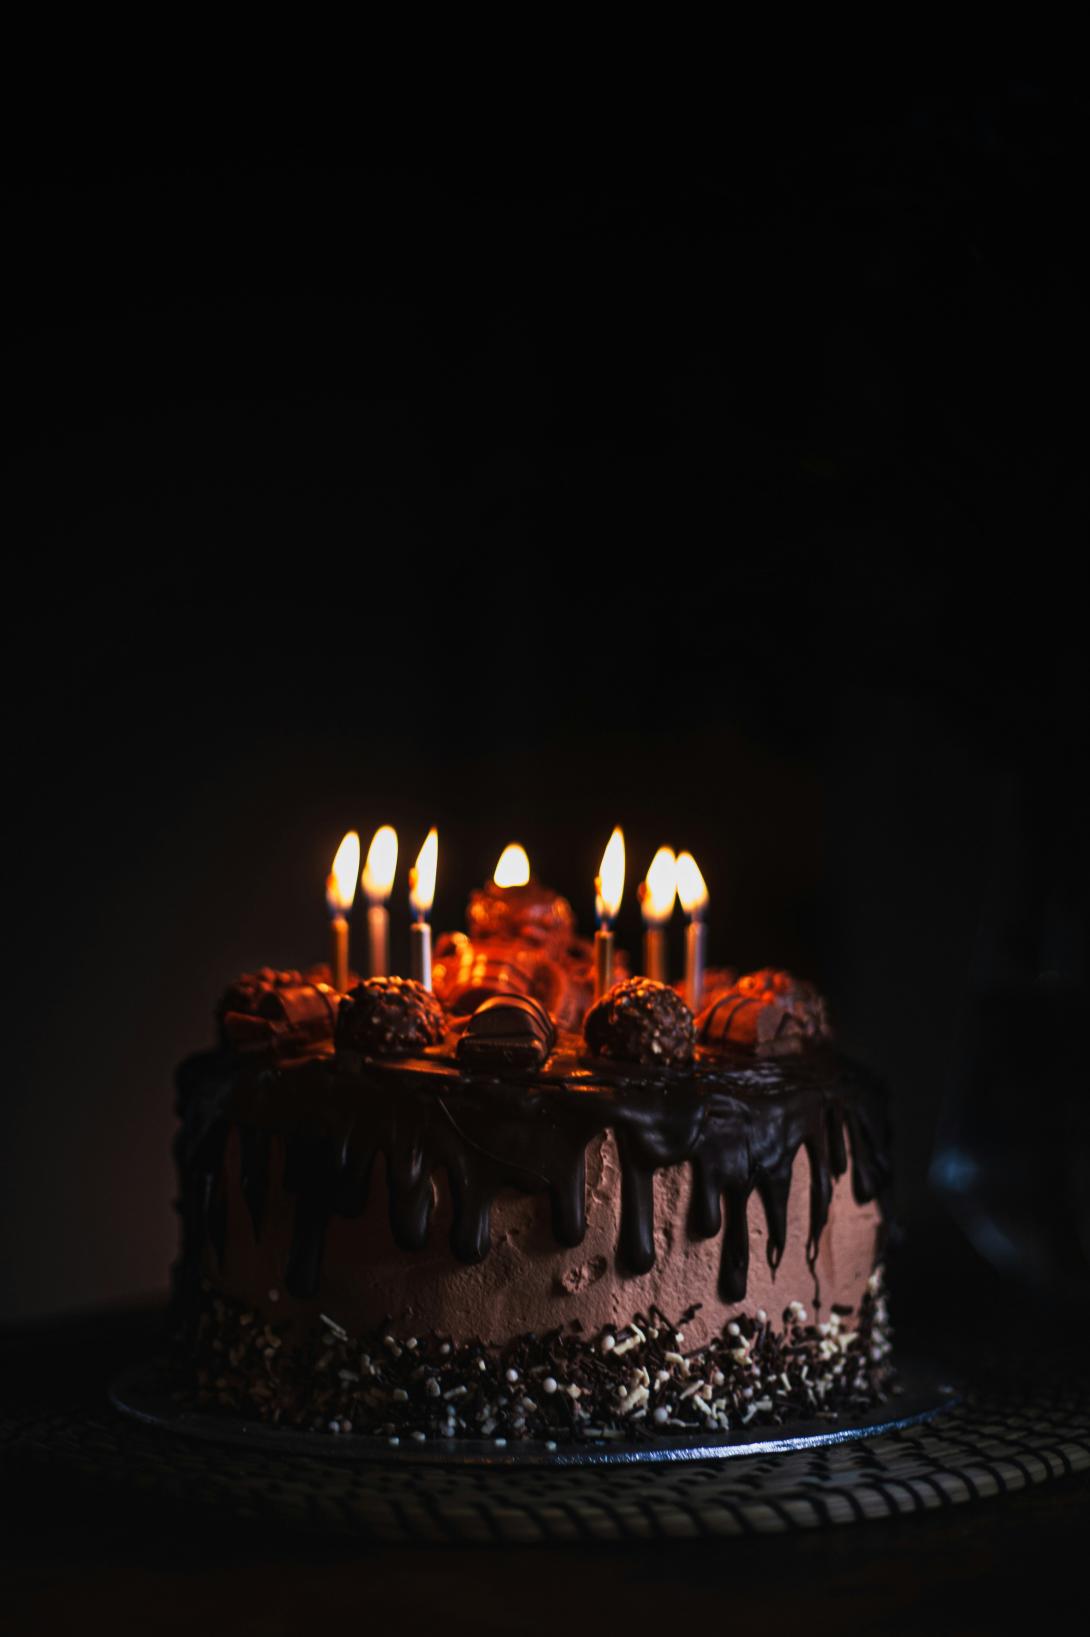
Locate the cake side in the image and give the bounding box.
[173,1015,894,1442]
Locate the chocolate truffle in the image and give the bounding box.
[584,977,695,1067]
[336,976,446,1059]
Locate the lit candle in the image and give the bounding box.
[362,824,398,976]
[326,830,361,993]
[493,842,531,888]
[593,827,625,997]
[639,846,677,983]
[676,851,709,1010]
[408,827,438,989]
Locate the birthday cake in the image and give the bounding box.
[173,867,893,1446]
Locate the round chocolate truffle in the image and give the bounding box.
[583,978,695,1067]
[336,976,446,1059]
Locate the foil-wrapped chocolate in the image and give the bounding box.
[336,976,447,1059]
[466,879,576,950]
[432,934,538,1015]
[434,929,620,1033]
[584,978,695,1068]
[219,967,339,1052]
[696,969,831,1055]
[456,993,557,1072]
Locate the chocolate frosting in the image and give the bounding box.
[175,1026,891,1315]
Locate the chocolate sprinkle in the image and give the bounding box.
[176,1268,892,1443]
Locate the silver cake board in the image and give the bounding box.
[109,1357,959,1467]
[3,1367,1087,1542]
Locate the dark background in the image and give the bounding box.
[3,88,1083,1323]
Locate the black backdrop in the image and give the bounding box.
[4,90,1083,1322]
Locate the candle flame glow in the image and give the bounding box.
[409,827,439,917]
[494,843,531,888]
[595,827,626,923]
[641,846,677,925]
[676,851,708,918]
[326,830,361,915]
[362,824,399,901]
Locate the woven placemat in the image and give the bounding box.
[3,1377,1087,1543]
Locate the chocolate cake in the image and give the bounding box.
[173,881,893,1445]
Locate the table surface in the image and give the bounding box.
[3,1240,1089,1636]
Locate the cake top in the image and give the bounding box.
[182,871,885,1311]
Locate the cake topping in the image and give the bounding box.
[466,877,577,950]
[456,993,557,1072]
[218,967,339,1050]
[695,968,831,1055]
[432,935,538,1015]
[336,976,446,1058]
[583,977,696,1067]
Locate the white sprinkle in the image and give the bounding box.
[392,1388,409,1403]
[601,1334,616,1352]
[505,1368,519,1383]
[712,1370,725,1387]
[653,1406,670,1426]
[388,1436,400,1447]
[727,1321,741,1337]
[542,1377,558,1395]
[425,1378,441,1397]
[477,1358,487,1372]
[545,1440,558,1452]
[439,1342,451,1356]
[494,1437,507,1448]
[328,1420,340,1435]
[412,1430,426,1443]
[267,1288,280,1303]
[756,1309,768,1325]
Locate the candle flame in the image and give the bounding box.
[493,843,531,888]
[676,851,708,918]
[362,824,399,901]
[641,846,677,925]
[409,827,438,917]
[595,827,626,923]
[326,830,361,915]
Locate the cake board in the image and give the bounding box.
[4,1365,1088,1544]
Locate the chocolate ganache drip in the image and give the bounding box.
[176,1026,891,1310]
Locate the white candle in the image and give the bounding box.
[326,830,361,993]
[640,846,677,984]
[362,824,398,977]
[676,851,709,1011]
[593,826,625,998]
[408,827,438,989]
